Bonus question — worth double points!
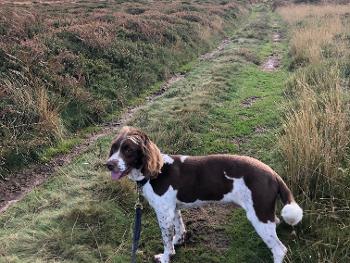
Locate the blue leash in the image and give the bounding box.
[131,180,146,263]
[131,205,142,263]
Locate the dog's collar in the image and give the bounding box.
[136,178,149,188]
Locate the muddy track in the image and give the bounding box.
[0,39,229,214]
[262,30,282,72]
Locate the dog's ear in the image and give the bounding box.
[141,134,163,179]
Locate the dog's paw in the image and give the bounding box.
[154,253,170,263]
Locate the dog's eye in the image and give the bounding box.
[123,145,134,154]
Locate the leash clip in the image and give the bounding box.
[134,202,143,210]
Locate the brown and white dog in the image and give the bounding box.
[106,126,303,263]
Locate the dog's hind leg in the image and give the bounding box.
[231,176,287,262]
[173,209,186,246]
[154,209,176,263]
[246,210,287,263]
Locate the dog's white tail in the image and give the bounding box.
[281,202,303,226]
[277,176,303,226]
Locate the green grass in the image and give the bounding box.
[39,138,82,162]
[0,4,296,263]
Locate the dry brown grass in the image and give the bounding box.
[278,3,350,197]
[277,4,350,24]
[279,66,349,198]
[36,86,64,138]
[277,4,350,261]
[278,4,350,65]
[1,77,63,145]
[291,17,343,64]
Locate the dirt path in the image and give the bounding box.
[182,204,237,252]
[0,40,228,214]
[262,30,282,72]
[183,24,285,252]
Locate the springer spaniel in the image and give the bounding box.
[106,126,303,263]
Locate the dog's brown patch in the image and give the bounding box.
[148,154,289,223]
[150,155,237,202]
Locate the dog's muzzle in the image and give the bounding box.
[106,160,128,180]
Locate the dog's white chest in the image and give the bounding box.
[142,183,178,211]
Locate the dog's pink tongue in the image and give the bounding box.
[111,171,122,180]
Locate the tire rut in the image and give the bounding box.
[262,30,282,72]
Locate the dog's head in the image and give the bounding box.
[106,126,163,181]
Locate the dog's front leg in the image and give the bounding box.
[154,210,176,263]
